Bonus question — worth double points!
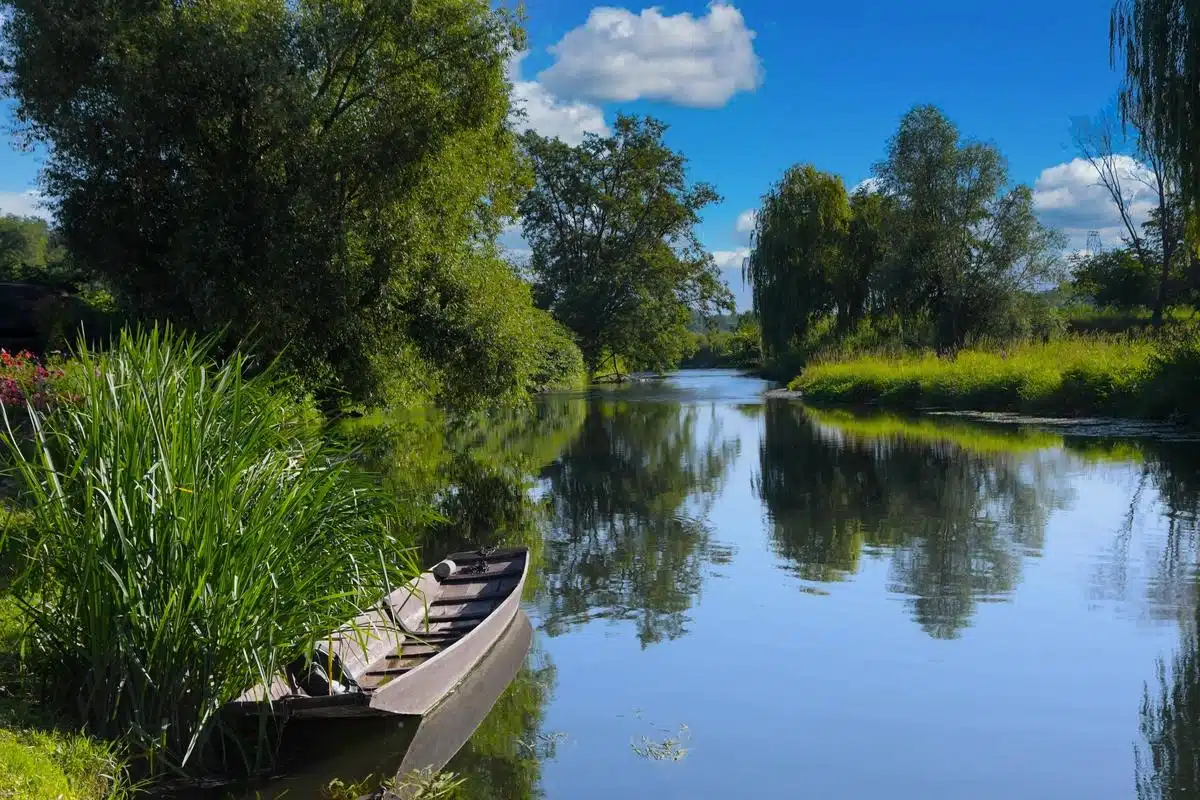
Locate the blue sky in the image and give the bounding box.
[1,1,1145,309]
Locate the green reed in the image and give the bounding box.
[0,326,417,779]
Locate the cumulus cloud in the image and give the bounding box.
[1032,157,1158,251]
[538,2,762,108]
[508,52,608,146]
[711,247,750,270]
[0,190,49,220]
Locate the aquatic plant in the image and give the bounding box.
[0,326,417,778]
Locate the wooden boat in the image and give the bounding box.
[217,611,535,800]
[226,546,530,719]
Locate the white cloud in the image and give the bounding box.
[0,190,50,220]
[508,52,609,146]
[1032,157,1158,251]
[711,247,750,270]
[538,2,762,108]
[734,209,757,243]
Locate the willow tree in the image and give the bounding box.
[1111,1,1200,211]
[1,0,554,407]
[744,164,851,361]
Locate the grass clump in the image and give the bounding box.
[0,727,129,800]
[789,334,1187,418]
[0,326,418,780]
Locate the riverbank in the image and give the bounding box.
[787,333,1200,423]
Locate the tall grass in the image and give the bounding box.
[790,333,1199,420]
[0,327,418,778]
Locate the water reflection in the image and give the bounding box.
[757,402,1075,638]
[1133,441,1200,799]
[536,397,739,647]
[443,644,557,800]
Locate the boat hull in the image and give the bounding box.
[226,547,530,721]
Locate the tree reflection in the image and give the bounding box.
[449,649,558,800]
[756,402,1068,639]
[537,400,738,647]
[1133,442,1200,800]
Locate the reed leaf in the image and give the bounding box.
[0,326,418,778]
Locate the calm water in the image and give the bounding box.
[231,369,1200,799]
[436,369,1200,800]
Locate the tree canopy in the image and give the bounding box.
[1111,0,1200,212]
[1,0,580,407]
[519,115,733,375]
[746,105,1065,360]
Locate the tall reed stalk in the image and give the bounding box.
[0,327,417,778]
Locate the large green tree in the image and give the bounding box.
[875,105,1065,350]
[1,0,563,407]
[519,115,732,375]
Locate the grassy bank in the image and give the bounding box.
[790,332,1200,421]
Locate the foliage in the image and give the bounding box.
[527,309,586,392]
[1069,248,1159,309]
[1110,0,1200,212]
[790,332,1200,420]
[0,0,540,408]
[324,768,465,800]
[1063,303,1197,334]
[0,216,73,286]
[0,327,418,778]
[519,114,733,375]
[744,164,851,358]
[0,726,129,800]
[746,106,1064,367]
[399,251,584,409]
[0,594,132,800]
[682,315,761,368]
[874,105,1066,351]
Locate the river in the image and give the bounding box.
[274,369,1200,798]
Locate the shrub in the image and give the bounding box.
[0,326,417,778]
[1145,324,1200,421]
[0,350,69,410]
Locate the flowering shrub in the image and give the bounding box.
[0,349,68,410]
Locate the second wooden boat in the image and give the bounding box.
[226,546,530,719]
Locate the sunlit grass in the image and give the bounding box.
[0,592,131,800]
[0,326,419,780]
[791,336,1165,417]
